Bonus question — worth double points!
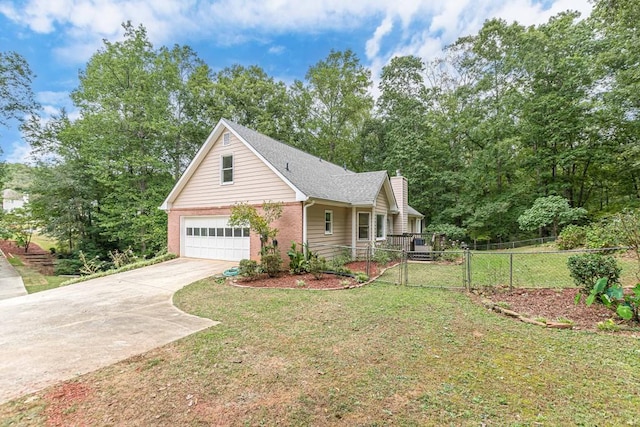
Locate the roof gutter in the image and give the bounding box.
[302,199,316,253]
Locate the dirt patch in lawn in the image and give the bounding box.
[44,382,93,427]
[475,287,638,331]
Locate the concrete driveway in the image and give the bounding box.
[0,258,234,404]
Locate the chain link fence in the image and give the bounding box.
[306,242,639,290]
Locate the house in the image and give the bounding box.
[2,189,29,213]
[161,119,423,262]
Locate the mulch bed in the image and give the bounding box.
[474,287,638,331]
[231,261,395,290]
[0,239,54,274]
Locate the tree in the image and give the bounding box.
[228,201,283,251]
[1,204,42,253]
[290,49,373,170]
[0,51,38,133]
[26,23,213,257]
[207,64,293,142]
[518,196,587,237]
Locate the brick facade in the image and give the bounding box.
[167,202,303,264]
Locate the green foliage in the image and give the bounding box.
[328,248,352,270]
[289,49,373,170]
[426,224,467,241]
[556,225,586,250]
[60,253,177,286]
[238,259,259,280]
[584,221,621,250]
[54,258,84,276]
[372,248,391,265]
[355,272,369,283]
[616,284,640,322]
[1,205,43,253]
[229,201,283,249]
[287,242,308,274]
[307,255,327,280]
[0,51,38,131]
[596,318,621,332]
[567,254,621,294]
[518,196,587,236]
[78,250,105,275]
[260,246,282,278]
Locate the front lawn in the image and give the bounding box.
[2,280,639,425]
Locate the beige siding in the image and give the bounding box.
[307,204,351,259]
[374,187,390,240]
[173,130,297,208]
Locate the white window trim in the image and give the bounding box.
[325,210,333,235]
[357,211,370,241]
[376,213,386,240]
[221,154,234,185]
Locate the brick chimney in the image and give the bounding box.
[390,170,408,234]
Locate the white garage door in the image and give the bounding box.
[182,217,250,261]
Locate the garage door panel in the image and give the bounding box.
[182,216,249,261]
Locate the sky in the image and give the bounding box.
[0,0,592,164]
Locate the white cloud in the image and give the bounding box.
[5,139,33,164]
[268,45,285,55]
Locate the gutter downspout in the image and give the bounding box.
[303,199,316,255]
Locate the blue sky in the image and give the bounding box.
[0,0,591,163]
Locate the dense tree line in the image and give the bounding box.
[3,0,638,258]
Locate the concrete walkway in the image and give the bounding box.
[0,258,235,404]
[0,254,27,300]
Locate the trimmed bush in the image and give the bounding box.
[260,246,282,277]
[239,259,259,280]
[567,253,621,294]
[556,225,586,250]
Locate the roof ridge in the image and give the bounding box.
[222,118,354,174]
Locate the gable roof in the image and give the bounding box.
[161,119,400,211]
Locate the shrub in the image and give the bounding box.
[372,248,391,265]
[355,272,369,283]
[260,246,282,277]
[287,242,308,274]
[307,255,327,280]
[557,225,586,250]
[329,248,352,270]
[54,258,83,275]
[239,259,259,280]
[567,253,621,294]
[585,221,620,250]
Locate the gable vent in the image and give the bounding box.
[222,132,231,146]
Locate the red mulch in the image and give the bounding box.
[477,287,638,331]
[0,239,55,274]
[232,261,396,290]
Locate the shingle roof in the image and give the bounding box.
[407,205,423,217]
[225,119,390,206]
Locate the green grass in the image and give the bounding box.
[378,251,640,289]
[2,282,639,426]
[13,264,68,293]
[29,233,57,252]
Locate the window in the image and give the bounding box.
[325,210,333,235]
[186,227,193,236]
[243,228,250,237]
[225,228,232,237]
[193,227,200,236]
[357,212,370,240]
[376,214,385,239]
[222,132,231,146]
[209,228,216,236]
[221,155,233,184]
[234,228,242,237]
[201,228,208,236]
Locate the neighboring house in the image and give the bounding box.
[2,189,28,213]
[161,119,424,262]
